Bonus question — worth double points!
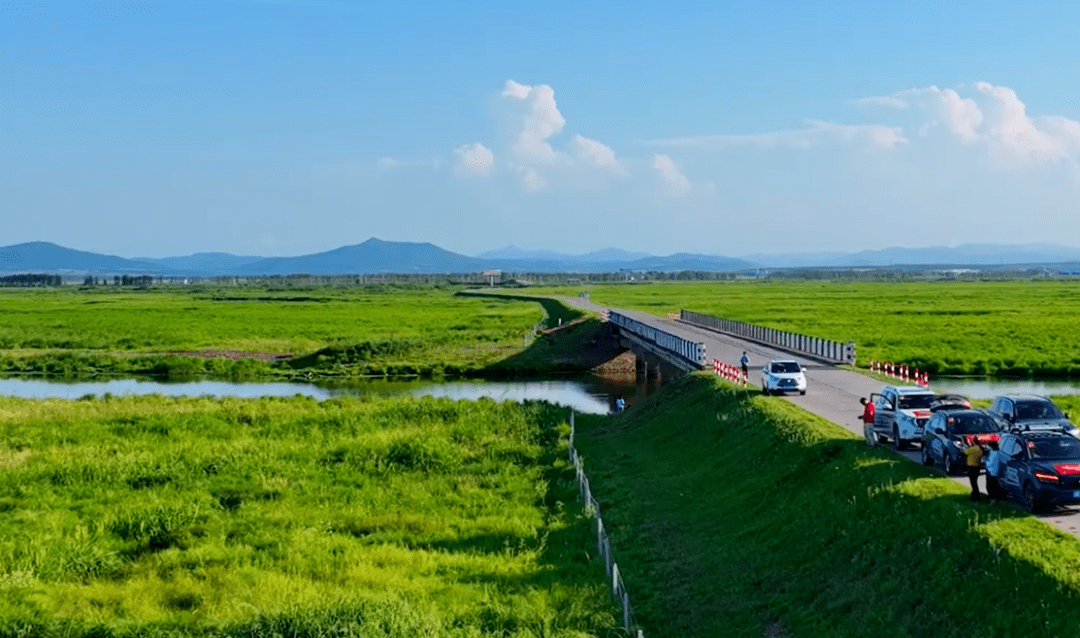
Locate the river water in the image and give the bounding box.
[0,374,1077,414]
[0,374,660,415]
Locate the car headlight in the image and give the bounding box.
[1069,427,1080,439]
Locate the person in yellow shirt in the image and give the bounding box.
[963,439,985,502]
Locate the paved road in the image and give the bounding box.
[561,296,1080,538]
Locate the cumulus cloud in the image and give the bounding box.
[653,154,691,195]
[453,143,494,177]
[501,80,567,167]
[572,134,624,173]
[858,82,1080,164]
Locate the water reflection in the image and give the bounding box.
[0,373,661,415]
[931,377,1080,400]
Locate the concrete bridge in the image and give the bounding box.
[606,310,706,383]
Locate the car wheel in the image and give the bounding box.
[893,426,907,451]
[1022,482,1044,513]
[942,452,954,476]
[922,444,933,466]
[799,390,806,395]
[864,423,877,448]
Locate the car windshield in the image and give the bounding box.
[897,394,936,410]
[948,415,999,435]
[771,362,801,373]
[1028,437,1080,460]
[1015,400,1064,421]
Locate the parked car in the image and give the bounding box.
[929,394,972,412]
[760,360,807,396]
[921,409,1001,475]
[866,385,937,450]
[987,394,1080,439]
[997,429,1080,512]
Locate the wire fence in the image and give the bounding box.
[568,411,645,637]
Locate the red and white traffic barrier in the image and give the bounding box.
[870,360,931,387]
[712,359,748,387]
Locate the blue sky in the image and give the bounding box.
[4,1,1080,258]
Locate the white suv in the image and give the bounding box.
[761,360,807,396]
[867,385,937,450]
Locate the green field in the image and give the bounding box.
[0,285,587,379]
[531,280,1080,377]
[575,373,1080,637]
[0,393,619,637]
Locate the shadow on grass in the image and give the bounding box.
[572,372,1080,638]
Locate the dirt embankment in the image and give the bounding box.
[540,319,635,373]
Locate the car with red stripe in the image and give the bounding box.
[998,430,1080,513]
[866,385,937,451]
[920,409,1001,475]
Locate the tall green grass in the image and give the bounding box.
[575,372,1080,637]
[0,394,619,637]
[0,285,552,379]
[530,280,1080,377]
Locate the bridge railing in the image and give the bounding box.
[679,309,855,365]
[608,311,707,368]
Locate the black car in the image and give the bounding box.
[987,394,1080,438]
[921,409,1001,475]
[997,430,1080,513]
[930,394,971,412]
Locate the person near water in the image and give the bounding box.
[963,439,985,502]
[739,351,749,378]
[984,440,1004,500]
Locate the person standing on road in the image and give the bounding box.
[984,440,1004,500]
[740,352,749,379]
[963,439,985,502]
[860,397,876,425]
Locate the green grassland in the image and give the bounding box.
[575,372,1080,637]
[0,393,620,637]
[0,285,589,379]
[531,280,1080,377]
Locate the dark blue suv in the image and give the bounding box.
[998,430,1080,513]
[921,409,1001,476]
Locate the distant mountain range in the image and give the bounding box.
[2,239,1080,277]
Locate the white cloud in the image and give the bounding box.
[858,83,1080,164]
[572,134,624,173]
[520,167,546,192]
[453,143,494,177]
[501,80,566,166]
[653,154,691,195]
[654,121,907,151]
[974,82,1080,162]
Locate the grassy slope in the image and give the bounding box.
[528,280,1080,377]
[0,395,619,637]
[576,373,1080,637]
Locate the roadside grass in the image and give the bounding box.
[575,372,1080,637]
[0,285,557,379]
[0,394,620,637]
[528,280,1080,377]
